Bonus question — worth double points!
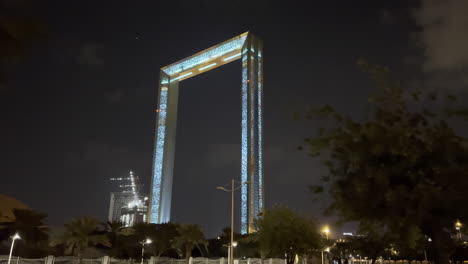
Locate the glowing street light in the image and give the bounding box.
[321,248,327,264]
[7,233,20,264]
[322,225,330,240]
[140,238,152,264]
[455,220,463,240]
[320,227,331,264]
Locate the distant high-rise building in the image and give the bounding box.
[119,197,149,226]
[108,192,135,222]
[108,171,148,226]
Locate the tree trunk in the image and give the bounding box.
[77,250,82,264]
[260,252,266,264]
[185,246,191,264]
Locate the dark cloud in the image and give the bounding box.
[77,43,104,66]
[380,10,396,24]
[0,0,28,10]
[83,142,138,165]
[105,89,124,103]
[205,144,239,168]
[413,0,468,88]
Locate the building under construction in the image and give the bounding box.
[108,171,148,226]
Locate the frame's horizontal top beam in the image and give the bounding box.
[161,32,249,81]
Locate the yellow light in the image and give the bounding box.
[322,225,330,234]
[223,53,241,61]
[199,63,217,71]
[172,72,193,81]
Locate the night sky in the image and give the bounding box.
[2,0,468,237]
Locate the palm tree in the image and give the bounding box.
[151,222,180,257]
[103,221,135,257]
[171,224,208,262]
[103,221,123,256]
[51,217,110,261]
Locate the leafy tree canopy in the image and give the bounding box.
[134,222,180,257]
[256,205,322,264]
[51,216,110,259]
[0,209,49,257]
[171,224,208,262]
[0,209,48,243]
[304,61,468,264]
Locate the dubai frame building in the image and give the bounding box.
[149,32,264,234]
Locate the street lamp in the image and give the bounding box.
[217,180,249,264]
[8,233,20,264]
[455,220,463,240]
[140,238,152,264]
[321,242,331,264]
[320,226,330,264]
[322,225,330,240]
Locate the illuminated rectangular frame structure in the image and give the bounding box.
[148,32,264,234]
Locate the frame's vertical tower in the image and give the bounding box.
[149,72,180,223]
[241,34,264,233]
[148,32,264,234]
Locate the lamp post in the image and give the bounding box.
[217,180,248,264]
[232,241,238,261]
[424,236,432,261]
[455,220,463,240]
[322,225,330,240]
[140,238,152,264]
[8,233,20,264]
[321,225,330,264]
[321,247,330,264]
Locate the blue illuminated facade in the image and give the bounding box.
[149,32,264,234]
[241,55,249,233]
[162,35,247,76]
[150,86,167,222]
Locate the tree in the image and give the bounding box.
[51,217,110,260]
[256,205,322,264]
[150,222,180,257]
[303,62,468,264]
[209,227,257,258]
[103,222,180,259]
[103,221,134,258]
[130,222,181,258]
[171,224,208,262]
[0,209,49,257]
[236,233,261,259]
[345,222,395,263]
